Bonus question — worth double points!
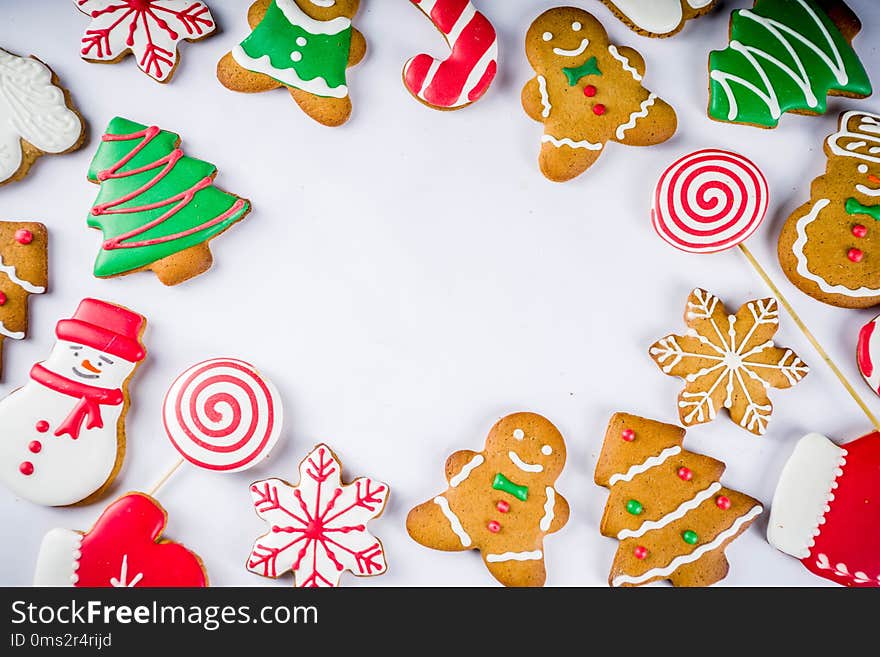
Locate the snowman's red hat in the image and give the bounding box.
[55,298,146,363]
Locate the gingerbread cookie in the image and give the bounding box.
[34,492,207,587]
[600,0,717,38]
[708,0,872,129]
[0,48,85,186]
[0,223,47,379]
[218,0,367,127]
[84,117,251,286]
[73,0,217,83]
[649,288,809,436]
[403,0,498,110]
[779,111,880,308]
[522,8,677,182]
[0,298,146,507]
[407,412,569,587]
[596,413,763,587]
[247,444,389,587]
[768,432,879,587]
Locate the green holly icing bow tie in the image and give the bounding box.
[846,198,880,222]
[563,56,601,87]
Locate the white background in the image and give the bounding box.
[1,0,878,587]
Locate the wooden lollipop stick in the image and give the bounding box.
[148,457,186,497]
[738,243,880,432]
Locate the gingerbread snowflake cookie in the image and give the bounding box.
[521,7,677,182]
[779,111,880,309]
[218,0,367,127]
[596,413,763,587]
[247,444,389,587]
[72,0,217,83]
[600,0,717,38]
[407,412,570,587]
[649,288,809,436]
[0,48,85,186]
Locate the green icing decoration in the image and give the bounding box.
[492,473,528,502]
[708,0,872,128]
[563,56,601,87]
[625,499,643,515]
[237,0,352,98]
[846,198,880,222]
[86,117,250,279]
[682,530,699,545]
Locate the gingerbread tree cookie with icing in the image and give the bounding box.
[649,288,809,436]
[407,412,570,587]
[600,0,717,38]
[521,7,677,182]
[779,111,880,309]
[596,413,763,587]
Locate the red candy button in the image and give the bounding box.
[716,496,731,510]
[677,467,693,481]
[583,84,597,97]
[14,229,33,245]
[0,292,5,306]
[853,224,868,238]
[621,428,635,442]
[28,441,41,453]
[487,521,501,533]
[35,420,49,433]
[593,103,606,116]
[19,462,34,476]
[496,500,510,513]
[848,248,864,263]
[633,546,648,560]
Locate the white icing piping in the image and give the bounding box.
[815,553,879,584]
[537,75,551,118]
[552,38,589,57]
[0,254,45,293]
[539,486,555,532]
[231,46,348,99]
[617,483,722,540]
[541,134,603,150]
[827,110,880,163]
[802,449,848,558]
[433,496,471,547]
[607,44,642,81]
[616,93,656,140]
[449,454,484,487]
[508,450,543,473]
[0,320,24,340]
[276,0,351,34]
[71,534,83,585]
[609,446,681,486]
[611,505,762,587]
[486,550,543,563]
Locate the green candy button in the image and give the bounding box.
[626,499,643,515]
[682,530,699,545]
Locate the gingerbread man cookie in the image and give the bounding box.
[217,0,367,127]
[521,7,677,182]
[407,412,569,587]
[778,111,880,308]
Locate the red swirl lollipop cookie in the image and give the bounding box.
[162,358,283,473]
[652,148,769,254]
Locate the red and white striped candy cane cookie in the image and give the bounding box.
[404,0,498,110]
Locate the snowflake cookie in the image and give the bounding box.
[649,288,809,436]
[73,0,217,83]
[247,444,389,587]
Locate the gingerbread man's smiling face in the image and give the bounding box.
[525,8,605,72]
[298,0,359,21]
[484,412,567,482]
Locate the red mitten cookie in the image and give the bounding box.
[34,492,207,587]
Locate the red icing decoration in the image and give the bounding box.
[621,428,635,442]
[583,84,597,97]
[14,229,33,244]
[593,103,606,115]
[677,467,693,481]
[72,493,207,587]
[28,441,41,453]
[496,500,510,513]
[715,495,731,510]
[35,420,49,433]
[19,461,34,475]
[848,248,864,263]
[404,0,498,109]
[487,520,501,533]
[0,292,5,306]
[853,224,868,238]
[633,545,648,560]
[858,318,876,380]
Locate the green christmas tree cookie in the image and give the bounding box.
[708,0,872,128]
[85,117,251,286]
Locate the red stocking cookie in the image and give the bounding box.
[407,412,570,587]
[34,492,207,587]
[403,0,498,110]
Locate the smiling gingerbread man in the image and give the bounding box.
[522,7,677,182]
[407,412,569,587]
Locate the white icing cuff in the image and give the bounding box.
[33,528,82,587]
[767,433,847,559]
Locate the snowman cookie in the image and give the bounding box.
[217,0,367,127]
[406,412,570,587]
[600,0,717,37]
[0,298,146,507]
[779,111,880,308]
[521,7,677,182]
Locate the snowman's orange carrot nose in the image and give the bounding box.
[868,174,880,185]
[81,359,101,374]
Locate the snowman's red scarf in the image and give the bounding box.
[30,364,124,440]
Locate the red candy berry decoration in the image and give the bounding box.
[633,546,648,560]
[621,428,635,442]
[35,420,49,433]
[583,84,597,97]
[715,495,732,510]
[19,461,34,476]
[593,103,606,116]
[853,224,868,238]
[28,441,41,454]
[487,521,501,533]
[496,500,510,513]
[677,466,693,481]
[848,248,864,263]
[0,292,6,306]
[14,229,33,244]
